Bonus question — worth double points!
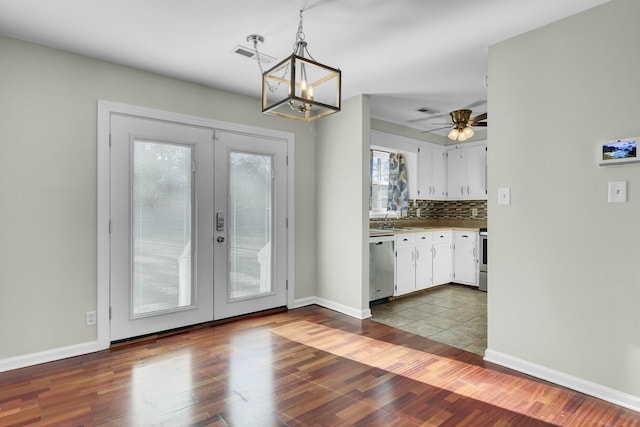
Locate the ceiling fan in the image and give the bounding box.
[423,109,487,141]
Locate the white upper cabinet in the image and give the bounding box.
[432,147,448,199]
[447,147,467,199]
[466,144,487,199]
[447,142,487,200]
[370,131,487,202]
[417,146,448,200]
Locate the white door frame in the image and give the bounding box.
[96,100,295,350]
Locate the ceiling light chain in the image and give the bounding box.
[248,34,285,94]
[291,9,317,62]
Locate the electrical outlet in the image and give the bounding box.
[471,208,478,217]
[86,311,96,326]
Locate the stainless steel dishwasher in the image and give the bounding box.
[369,235,395,302]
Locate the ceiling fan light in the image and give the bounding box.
[448,128,459,140]
[462,126,474,139]
[457,133,468,142]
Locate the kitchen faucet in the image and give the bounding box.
[382,210,400,229]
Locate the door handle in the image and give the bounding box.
[216,212,225,232]
[216,236,225,243]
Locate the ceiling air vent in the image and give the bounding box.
[416,107,439,114]
[232,45,276,64]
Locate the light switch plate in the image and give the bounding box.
[498,187,511,205]
[608,181,627,203]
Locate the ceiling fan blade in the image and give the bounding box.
[469,112,487,123]
[407,111,449,123]
[420,125,453,134]
[471,122,488,127]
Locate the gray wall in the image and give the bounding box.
[315,95,370,314]
[0,36,317,359]
[488,0,640,397]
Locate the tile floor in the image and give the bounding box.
[370,284,487,356]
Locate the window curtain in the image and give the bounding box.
[388,152,409,212]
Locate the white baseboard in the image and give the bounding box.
[484,349,640,413]
[293,296,317,308]
[294,296,371,320]
[0,341,100,373]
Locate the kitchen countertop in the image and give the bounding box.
[369,226,479,237]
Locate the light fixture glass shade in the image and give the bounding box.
[462,126,474,139]
[262,54,341,122]
[448,128,460,140]
[457,132,468,142]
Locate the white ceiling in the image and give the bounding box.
[0,0,608,134]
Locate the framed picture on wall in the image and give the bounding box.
[599,137,639,166]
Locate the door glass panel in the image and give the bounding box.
[132,140,194,317]
[228,151,273,300]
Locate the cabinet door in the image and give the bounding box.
[395,246,415,296]
[432,147,448,199]
[417,147,432,199]
[447,148,467,200]
[432,242,452,285]
[466,145,487,199]
[453,243,478,285]
[415,243,433,290]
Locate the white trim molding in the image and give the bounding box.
[485,349,640,413]
[295,297,372,320]
[97,99,296,350]
[0,342,100,373]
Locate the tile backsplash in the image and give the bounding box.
[407,199,487,221]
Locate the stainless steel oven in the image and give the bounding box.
[479,228,487,292]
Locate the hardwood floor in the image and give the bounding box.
[1,306,639,426]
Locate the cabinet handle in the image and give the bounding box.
[460,186,464,195]
[411,251,415,262]
[473,247,476,258]
[416,249,420,260]
[467,185,470,194]
[433,247,436,257]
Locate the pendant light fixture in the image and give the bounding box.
[260,9,341,122]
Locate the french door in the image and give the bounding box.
[213,131,287,320]
[109,115,287,341]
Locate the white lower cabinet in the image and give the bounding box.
[395,234,417,296]
[394,229,479,296]
[395,233,434,296]
[432,231,453,286]
[452,231,479,286]
[414,233,433,291]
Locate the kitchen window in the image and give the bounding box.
[370,150,390,215]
